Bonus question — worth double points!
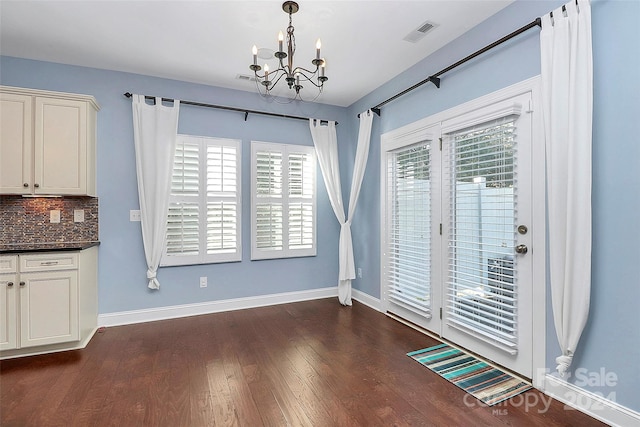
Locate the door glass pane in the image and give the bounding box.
[446,117,519,350]
[387,142,431,315]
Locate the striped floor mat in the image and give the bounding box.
[407,343,532,406]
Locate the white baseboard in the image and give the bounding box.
[543,373,640,427]
[352,288,382,311]
[98,286,338,327]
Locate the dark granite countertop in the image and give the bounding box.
[0,241,100,254]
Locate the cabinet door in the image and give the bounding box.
[34,97,87,195]
[19,270,79,348]
[0,93,32,194]
[0,274,18,350]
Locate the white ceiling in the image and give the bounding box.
[0,0,513,107]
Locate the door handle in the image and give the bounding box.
[515,244,528,254]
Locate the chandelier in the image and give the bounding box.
[250,1,327,100]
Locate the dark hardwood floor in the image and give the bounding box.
[1,298,605,426]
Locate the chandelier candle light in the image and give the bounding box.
[250,1,328,99]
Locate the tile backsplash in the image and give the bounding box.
[0,196,99,245]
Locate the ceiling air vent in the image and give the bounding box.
[236,74,256,82]
[403,21,437,43]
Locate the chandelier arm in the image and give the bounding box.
[266,71,289,88]
[276,56,288,72]
[254,66,287,81]
[274,65,293,75]
[291,67,322,79]
[298,78,325,90]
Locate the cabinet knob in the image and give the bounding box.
[34,183,40,188]
[7,282,13,287]
[19,281,25,286]
[23,183,29,188]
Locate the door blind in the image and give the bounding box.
[387,142,431,316]
[445,116,519,352]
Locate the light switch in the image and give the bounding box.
[74,209,85,222]
[50,210,61,223]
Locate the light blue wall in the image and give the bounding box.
[1,0,638,414]
[0,56,348,313]
[345,0,640,413]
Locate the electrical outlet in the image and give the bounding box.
[357,267,363,278]
[130,210,141,222]
[50,210,61,223]
[200,277,208,288]
[74,209,85,222]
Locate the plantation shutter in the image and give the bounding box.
[387,142,432,316]
[163,136,241,265]
[206,144,239,255]
[445,116,519,353]
[167,139,200,256]
[252,142,316,260]
[255,150,283,251]
[288,152,314,250]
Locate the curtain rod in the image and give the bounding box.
[367,17,544,116]
[123,93,337,125]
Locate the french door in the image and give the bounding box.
[382,127,442,334]
[381,86,539,379]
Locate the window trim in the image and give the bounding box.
[161,134,242,267]
[251,140,317,260]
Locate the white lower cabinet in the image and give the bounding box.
[20,269,79,348]
[0,247,97,358]
[0,272,18,350]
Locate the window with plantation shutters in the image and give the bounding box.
[251,141,316,260]
[387,142,432,317]
[162,135,241,266]
[444,115,519,352]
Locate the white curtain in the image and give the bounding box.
[540,0,593,376]
[132,95,180,289]
[310,111,374,306]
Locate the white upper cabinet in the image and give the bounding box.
[0,92,32,194]
[0,86,99,196]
